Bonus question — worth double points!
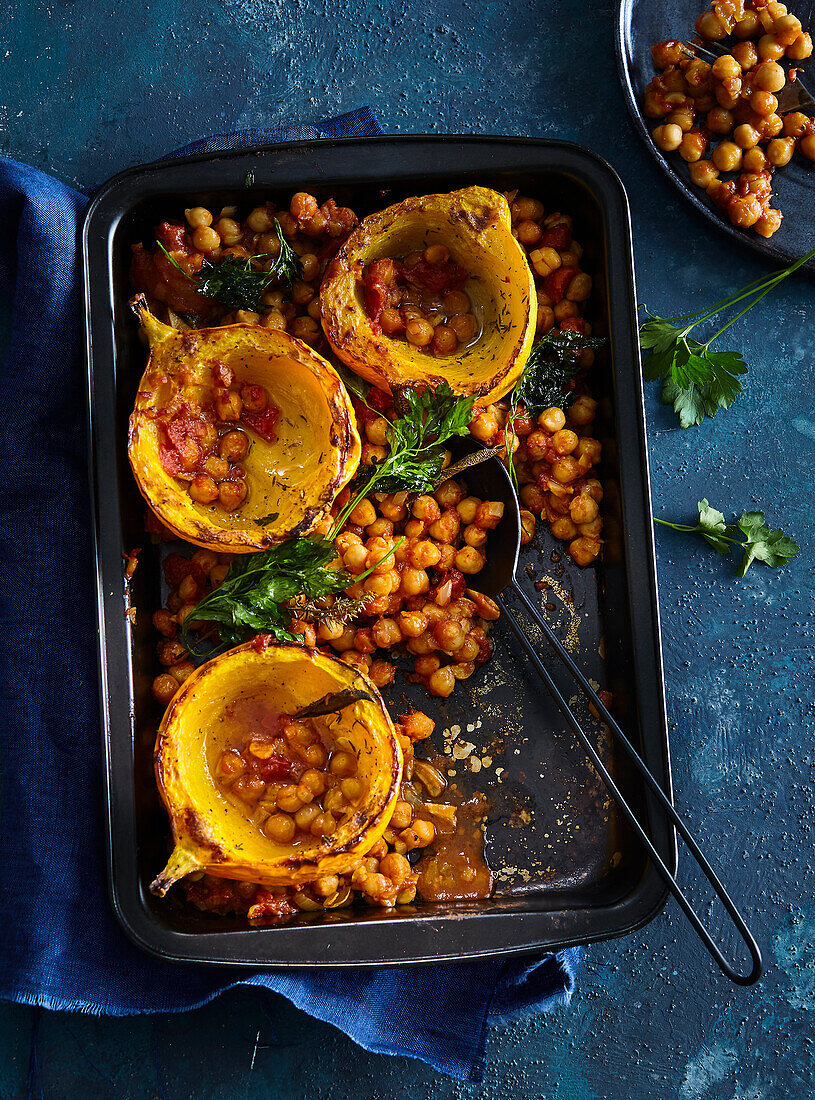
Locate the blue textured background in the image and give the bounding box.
[1,0,814,1096]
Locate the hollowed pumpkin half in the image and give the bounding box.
[128,298,361,552]
[319,185,537,402]
[151,640,403,894]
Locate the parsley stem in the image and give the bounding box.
[653,243,815,330]
[351,536,406,584]
[653,518,698,532]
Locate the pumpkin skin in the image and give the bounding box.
[150,640,403,895]
[319,186,537,402]
[127,297,362,553]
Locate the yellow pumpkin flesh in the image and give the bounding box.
[128,298,361,553]
[319,185,537,402]
[151,640,403,894]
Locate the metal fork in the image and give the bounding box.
[682,39,815,112]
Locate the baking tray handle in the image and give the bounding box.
[499,580,763,987]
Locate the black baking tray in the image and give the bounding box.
[82,136,675,967]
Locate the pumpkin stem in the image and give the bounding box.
[149,845,201,896]
[129,293,175,347]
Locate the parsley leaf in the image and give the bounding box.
[655,499,799,575]
[640,244,815,428]
[515,329,605,412]
[332,382,475,533]
[735,511,800,576]
[180,535,400,658]
[157,218,303,312]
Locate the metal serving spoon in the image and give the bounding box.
[460,447,763,986]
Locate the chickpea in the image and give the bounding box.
[246,206,274,232]
[734,11,760,38]
[152,673,178,705]
[265,813,296,844]
[405,319,434,347]
[711,53,741,80]
[767,137,795,166]
[424,243,449,265]
[189,475,219,504]
[398,610,428,638]
[653,122,683,151]
[550,429,578,456]
[679,131,707,162]
[449,313,477,343]
[733,124,761,150]
[567,395,597,425]
[731,40,758,69]
[310,812,337,837]
[516,219,543,246]
[537,406,567,433]
[755,208,783,238]
[749,90,778,120]
[787,32,813,60]
[696,9,727,40]
[728,194,763,228]
[428,666,456,697]
[800,136,815,161]
[185,206,212,229]
[566,272,592,301]
[455,546,485,574]
[470,411,499,443]
[218,479,248,511]
[192,225,220,252]
[568,535,602,566]
[706,107,734,135]
[475,500,504,528]
[757,33,785,61]
[552,454,581,484]
[512,196,545,221]
[261,308,287,330]
[432,325,458,356]
[689,160,719,188]
[742,148,767,173]
[783,112,810,139]
[400,819,435,850]
[569,494,600,525]
[712,141,742,172]
[369,660,396,688]
[715,80,741,109]
[753,61,785,93]
[401,568,430,596]
[435,479,463,508]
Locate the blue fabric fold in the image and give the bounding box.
[0,109,580,1084]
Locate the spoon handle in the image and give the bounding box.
[497,578,763,986]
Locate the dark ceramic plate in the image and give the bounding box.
[616,0,815,272]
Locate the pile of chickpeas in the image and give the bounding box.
[140,184,605,921]
[131,192,358,353]
[159,371,277,511]
[216,717,368,847]
[362,250,479,356]
[645,0,814,237]
[182,708,441,921]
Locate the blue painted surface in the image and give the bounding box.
[1,0,814,1096]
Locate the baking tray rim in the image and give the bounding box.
[83,134,676,967]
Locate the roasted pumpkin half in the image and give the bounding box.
[128,297,361,552]
[319,185,537,402]
[151,640,403,894]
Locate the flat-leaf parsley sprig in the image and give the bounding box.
[640,244,815,428]
[158,218,302,312]
[655,499,799,576]
[330,382,476,536]
[180,535,401,657]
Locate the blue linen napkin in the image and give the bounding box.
[0,107,580,1084]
